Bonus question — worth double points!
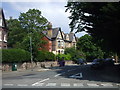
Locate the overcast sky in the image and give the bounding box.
[1,0,87,37]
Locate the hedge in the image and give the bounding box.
[36,51,55,62]
[56,54,72,61]
[2,49,31,63]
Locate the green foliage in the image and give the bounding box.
[64,47,86,61]
[77,34,104,61]
[2,49,31,63]
[65,2,120,54]
[56,54,72,61]
[36,51,55,62]
[7,19,26,48]
[7,9,49,60]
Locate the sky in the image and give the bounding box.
[1,0,87,37]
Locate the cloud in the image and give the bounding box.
[8,2,71,32]
[3,2,86,37]
[3,0,68,2]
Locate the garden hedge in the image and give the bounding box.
[2,49,31,63]
[36,51,55,62]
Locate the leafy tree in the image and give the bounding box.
[7,9,49,60]
[65,2,120,54]
[7,18,26,48]
[18,9,49,57]
[65,47,86,61]
[77,34,104,61]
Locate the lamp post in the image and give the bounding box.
[28,28,33,71]
[29,36,33,71]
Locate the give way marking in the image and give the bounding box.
[69,73,83,79]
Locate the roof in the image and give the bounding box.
[69,32,75,41]
[42,31,52,40]
[0,8,7,28]
[64,32,77,42]
[52,28,59,38]
[43,27,77,42]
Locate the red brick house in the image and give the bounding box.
[39,34,52,52]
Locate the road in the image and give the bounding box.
[2,64,120,89]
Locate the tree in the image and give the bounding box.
[65,2,120,54]
[19,9,48,54]
[7,9,49,60]
[65,47,86,61]
[77,34,104,61]
[7,18,26,48]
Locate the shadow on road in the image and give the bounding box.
[50,64,120,83]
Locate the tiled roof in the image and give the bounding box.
[0,8,7,28]
[52,28,59,38]
[42,31,51,40]
[42,27,76,42]
[69,32,74,41]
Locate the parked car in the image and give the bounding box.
[90,59,105,69]
[103,58,114,67]
[77,58,87,65]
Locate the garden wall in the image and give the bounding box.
[1,60,74,71]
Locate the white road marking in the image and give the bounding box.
[61,83,70,87]
[70,73,83,79]
[101,83,113,87]
[87,83,99,87]
[17,84,28,86]
[73,83,84,87]
[54,74,62,77]
[32,83,44,86]
[46,83,56,86]
[54,72,65,77]
[4,84,14,86]
[32,78,49,86]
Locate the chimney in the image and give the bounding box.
[47,22,52,38]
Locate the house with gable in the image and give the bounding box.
[43,26,65,54]
[0,8,7,49]
[42,22,77,55]
[64,32,77,49]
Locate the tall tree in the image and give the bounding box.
[7,18,26,48]
[65,2,120,54]
[7,9,49,60]
[77,34,104,61]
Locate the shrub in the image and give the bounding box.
[36,51,55,62]
[2,49,31,63]
[56,54,71,61]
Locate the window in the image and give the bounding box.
[0,18,2,26]
[61,41,64,47]
[61,50,64,54]
[58,41,60,47]
[4,34,7,42]
[58,50,60,54]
